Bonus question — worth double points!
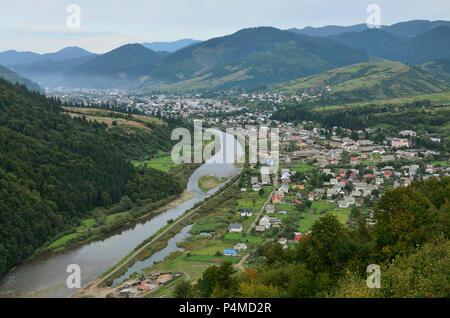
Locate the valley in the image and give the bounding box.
[0,16,449,300]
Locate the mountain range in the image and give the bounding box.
[272,61,450,102]
[141,39,202,52]
[2,19,449,93]
[289,19,450,37]
[0,64,42,92]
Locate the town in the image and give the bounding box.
[54,87,449,298]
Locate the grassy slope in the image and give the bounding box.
[272,61,450,99]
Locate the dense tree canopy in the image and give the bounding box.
[0,79,181,277]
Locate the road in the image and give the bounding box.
[246,173,278,234]
[73,177,241,297]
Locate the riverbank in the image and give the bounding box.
[73,173,242,297]
[26,163,199,261]
[0,129,243,298]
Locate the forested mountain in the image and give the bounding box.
[289,23,371,37]
[422,58,450,74]
[0,46,94,66]
[327,26,450,64]
[0,65,42,92]
[6,20,450,91]
[272,61,450,102]
[0,79,181,277]
[289,19,450,37]
[142,39,202,52]
[136,27,369,91]
[63,44,167,88]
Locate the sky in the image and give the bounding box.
[0,0,449,53]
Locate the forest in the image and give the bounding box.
[174,176,450,298]
[0,79,182,277]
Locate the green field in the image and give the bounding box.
[224,233,264,244]
[297,201,349,232]
[133,154,179,172]
[47,233,82,249]
[190,240,235,256]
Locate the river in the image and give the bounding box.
[0,129,243,298]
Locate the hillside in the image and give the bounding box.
[289,19,450,37]
[0,78,181,277]
[422,59,450,74]
[137,27,368,92]
[11,55,97,87]
[0,46,94,66]
[272,61,450,102]
[327,26,450,64]
[64,44,167,88]
[0,64,42,92]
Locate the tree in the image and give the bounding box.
[373,185,438,260]
[297,214,355,274]
[210,261,240,298]
[174,279,196,298]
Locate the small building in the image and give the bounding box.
[350,157,360,165]
[259,216,271,228]
[223,249,238,257]
[255,225,266,232]
[229,224,243,233]
[272,196,282,204]
[266,205,275,213]
[234,243,248,251]
[392,138,409,148]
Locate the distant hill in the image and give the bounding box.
[11,55,97,87]
[327,26,450,64]
[63,44,167,88]
[327,29,406,60]
[0,50,42,66]
[289,23,371,37]
[142,39,202,52]
[383,19,450,37]
[289,19,450,37]
[272,61,450,102]
[0,46,94,66]
[392,26,450,64]
[137,27,369,92]
[422,59,450,75]
[0,64,42,92]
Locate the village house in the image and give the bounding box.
[266,205,275,213]
[272,196,282,204]
[255,225,266,232]
[338,196,356,208]
[278,238,287,245]
[229,224,243,233]
[240,208,253,217]
[259,216,271,229]
[223,249,238,257]
[234,243,248,251]
[399,130,417,137]
[391,138,409,148]
[350,157,360,165]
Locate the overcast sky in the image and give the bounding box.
[0,0,449,53]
